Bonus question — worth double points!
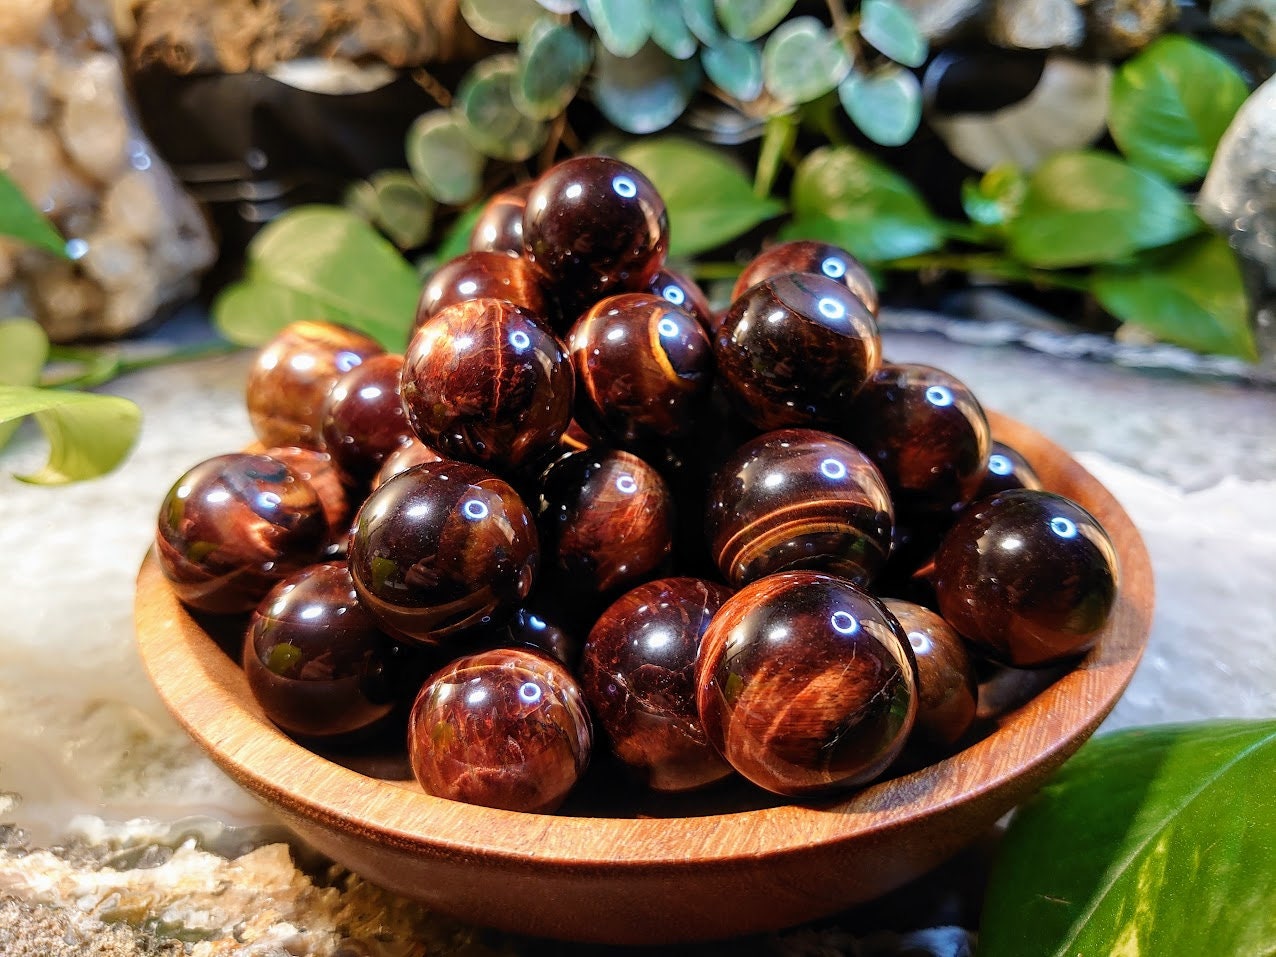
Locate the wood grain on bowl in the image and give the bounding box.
[134,412,1153,946]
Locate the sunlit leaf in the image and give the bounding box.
[460,0,542,41]
[592,41,702,135]
[0,317,49,450]
[838,64,922,146]
[0,384,140,484]
[0,171,66,258]
[702,37,764,102]
[406,110,485,205]
[716,0,796,41]
[763,17,851,105]
[586,0,652,57]
[859,0,928,68]
[516,19,593,120]
[370,170,434,249]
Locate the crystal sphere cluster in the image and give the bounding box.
[154,156,1119,813]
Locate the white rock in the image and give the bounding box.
[989,0,1085,48]
[57,53,129,183]
[101,170,164,243]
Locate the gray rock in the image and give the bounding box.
[1211,0,1276,56]
[895,0,987,44]
[1086,0,1180,56]
[988,0,1085,49]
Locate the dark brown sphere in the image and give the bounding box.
[732,240,879,315]
[407,647,592,812]
[348,461,538,646]
[401,298,573,474]
[715,273,881,430]
[371,436,447,491]
[882,599,977,751]
[412,251,549,338]
[485,604,579,668]
[581,577,734,792]
[470,181,534,254]
[155,453,328,613]
[933,490,1119,668]
[649,267,717,334]
[261,446,354,557]
[243,562,395,738]
[843,363,991,517]
[568,293,713,448]
[320,353,411,481]
[705,429,894,588]
[975,440,1044,500]
[697,572,918,797]
[246,320,384,449]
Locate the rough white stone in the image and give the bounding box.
[989,0,1085,48]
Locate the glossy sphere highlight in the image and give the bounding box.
[412,251,548,336]
[155,453,327,613]
[523,156,668,307]
[408,648,591,812]
[246,320,383,449]
[732,241,879,315]
[844,363,991,516]
[470,181,533,254]
[320,354,411,481]
[705,429,893,588]
[697,572,918,797]
[569,293,713,447]
[883,599,977,750]
[244,562,395,737]
[933,490,1119,667]
[581,578,734,792]
[715,273,881,430]
[348,461,538,646]
[402,299,573,473]
[649,267,716,334]
[975,440,1043,499]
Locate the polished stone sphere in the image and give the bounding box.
[731,240,879,315]
[882,599,977,750]
[407,647,592,812]
[320,353,411,481]
[975,440,1044,499]
[470,181,534,255]
[649,267,716,334]
[243,562,396,738]
[260,446,354,557]
[705,429,894,588]
[933,490,1119,667]
[412,251,549,338]
[715,273,881,430]
[581,577,734,792]
[348,461,538,646]
[697,572,918,797]
[371,437,446,491]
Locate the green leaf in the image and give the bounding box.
[436,204,486,262]
[650,0,699,59]
[516,20,593,120]
[406,110,485,205]
[369,170,434,250]
[212,206,420,350]
[783,145,944,261]
[0,317,49,450]
[755,111,798,197]
[838,64,922,147]
[681,0,722,45]
[460,0,543,40]
[981,720,1276,957]
[716,0,795,41]
[858,0,928,68]
[1092,234,1258,360]
[343,179,379,222]
[762,17,851,105]
[1108,35,1250,185]
[592,41,702,135]
[0,385,140,484]
[701,37,764,102]
[0,171,67,258]
[616,137,785,256]
[1007,151,1199,268]
[585,0,652,57]
[960,163,1027,229]
[456,56,548,162]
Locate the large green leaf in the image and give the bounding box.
[762,17,851,105]
[212,206,420,350]
[1108,35,1249,185]
[0,171,66,258]
[981,720,1276,957]
[716,0,795,41]
[0,384,140,484]
[782,145,944,262]
[858,0,927,68]
[1092,234,1258,360]
[616,137,785,256]
[406,110,485,205]
[0,317,49,450]
[1007,151,1199,268]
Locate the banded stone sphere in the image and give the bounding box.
[732,240,879,315]
[470,181,534,255]
[882,599,977,751]
[261,446,353,557]
[320,353,411,481]
[411,251,549,338]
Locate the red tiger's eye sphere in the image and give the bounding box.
[649,266,716,334]
[537,448,674,594]
[469,181,534,254]
[882,599,977,750]
[246,320,384,449]
[732,240,879,315]
[320,354,411,482]
[933,490,1120,668]
[715,273,881,430]
[371,436,446,491]
[155,453,328,613]
[975,440,1044,500]
[697,572,918,797]
[411,251,548,338]
[568,293,713,448]
[705,429,894,589]
[407,647,592,812]
[844,363,991,517]
[261,446,353,556]
[243,562,395,738]
[522,156,669,307]
[401,299,573,474]
[581,578,734,792]
[348,461,538,646]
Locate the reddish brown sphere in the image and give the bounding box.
[470,181,534,255]
[155,453,328,613]
[933,490,1119,668]
[581,578,734,792]
[371,436,446,491]
[246,320,384,449]
[715,273,881,430]
[843,363,991,517]
[732,240,879,315]
[485,605,578,668]
[244,562,395,738]
[261,446,354,556]
[348,461,538,646]
[401,298,573,474]
[412,251,549,338]
[408,647,592,812]
[568,293,713,448]
[697,572,918,797]
[536,448,673,594]
[320,353,411,481]
[649,267,716,334]
[523,156,668,311]
[705,429,894,588]
[882,599,977,750]
[975,440,1044,500]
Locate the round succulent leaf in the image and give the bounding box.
[650,0,699,60]
[681,0,722,45]
[370,170,435,250]
[456,55,549,162]
[516,20,592,119]
[702,37,764,102]
[592,40,702,134]
[586,0,652,57]
[763,17,852,105]
[838,64,922,147]
[342,180,379,221]
[460,0,543,41]
[406,110,485,205]
[858,0,928,68]
[716,0,796,41]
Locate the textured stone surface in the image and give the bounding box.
[988,0,1085,48]
[1210,0,1276,55]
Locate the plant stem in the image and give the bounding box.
[885,253,1091,292]
[43,341,241,390]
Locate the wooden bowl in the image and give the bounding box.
[134,412,1152,945]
